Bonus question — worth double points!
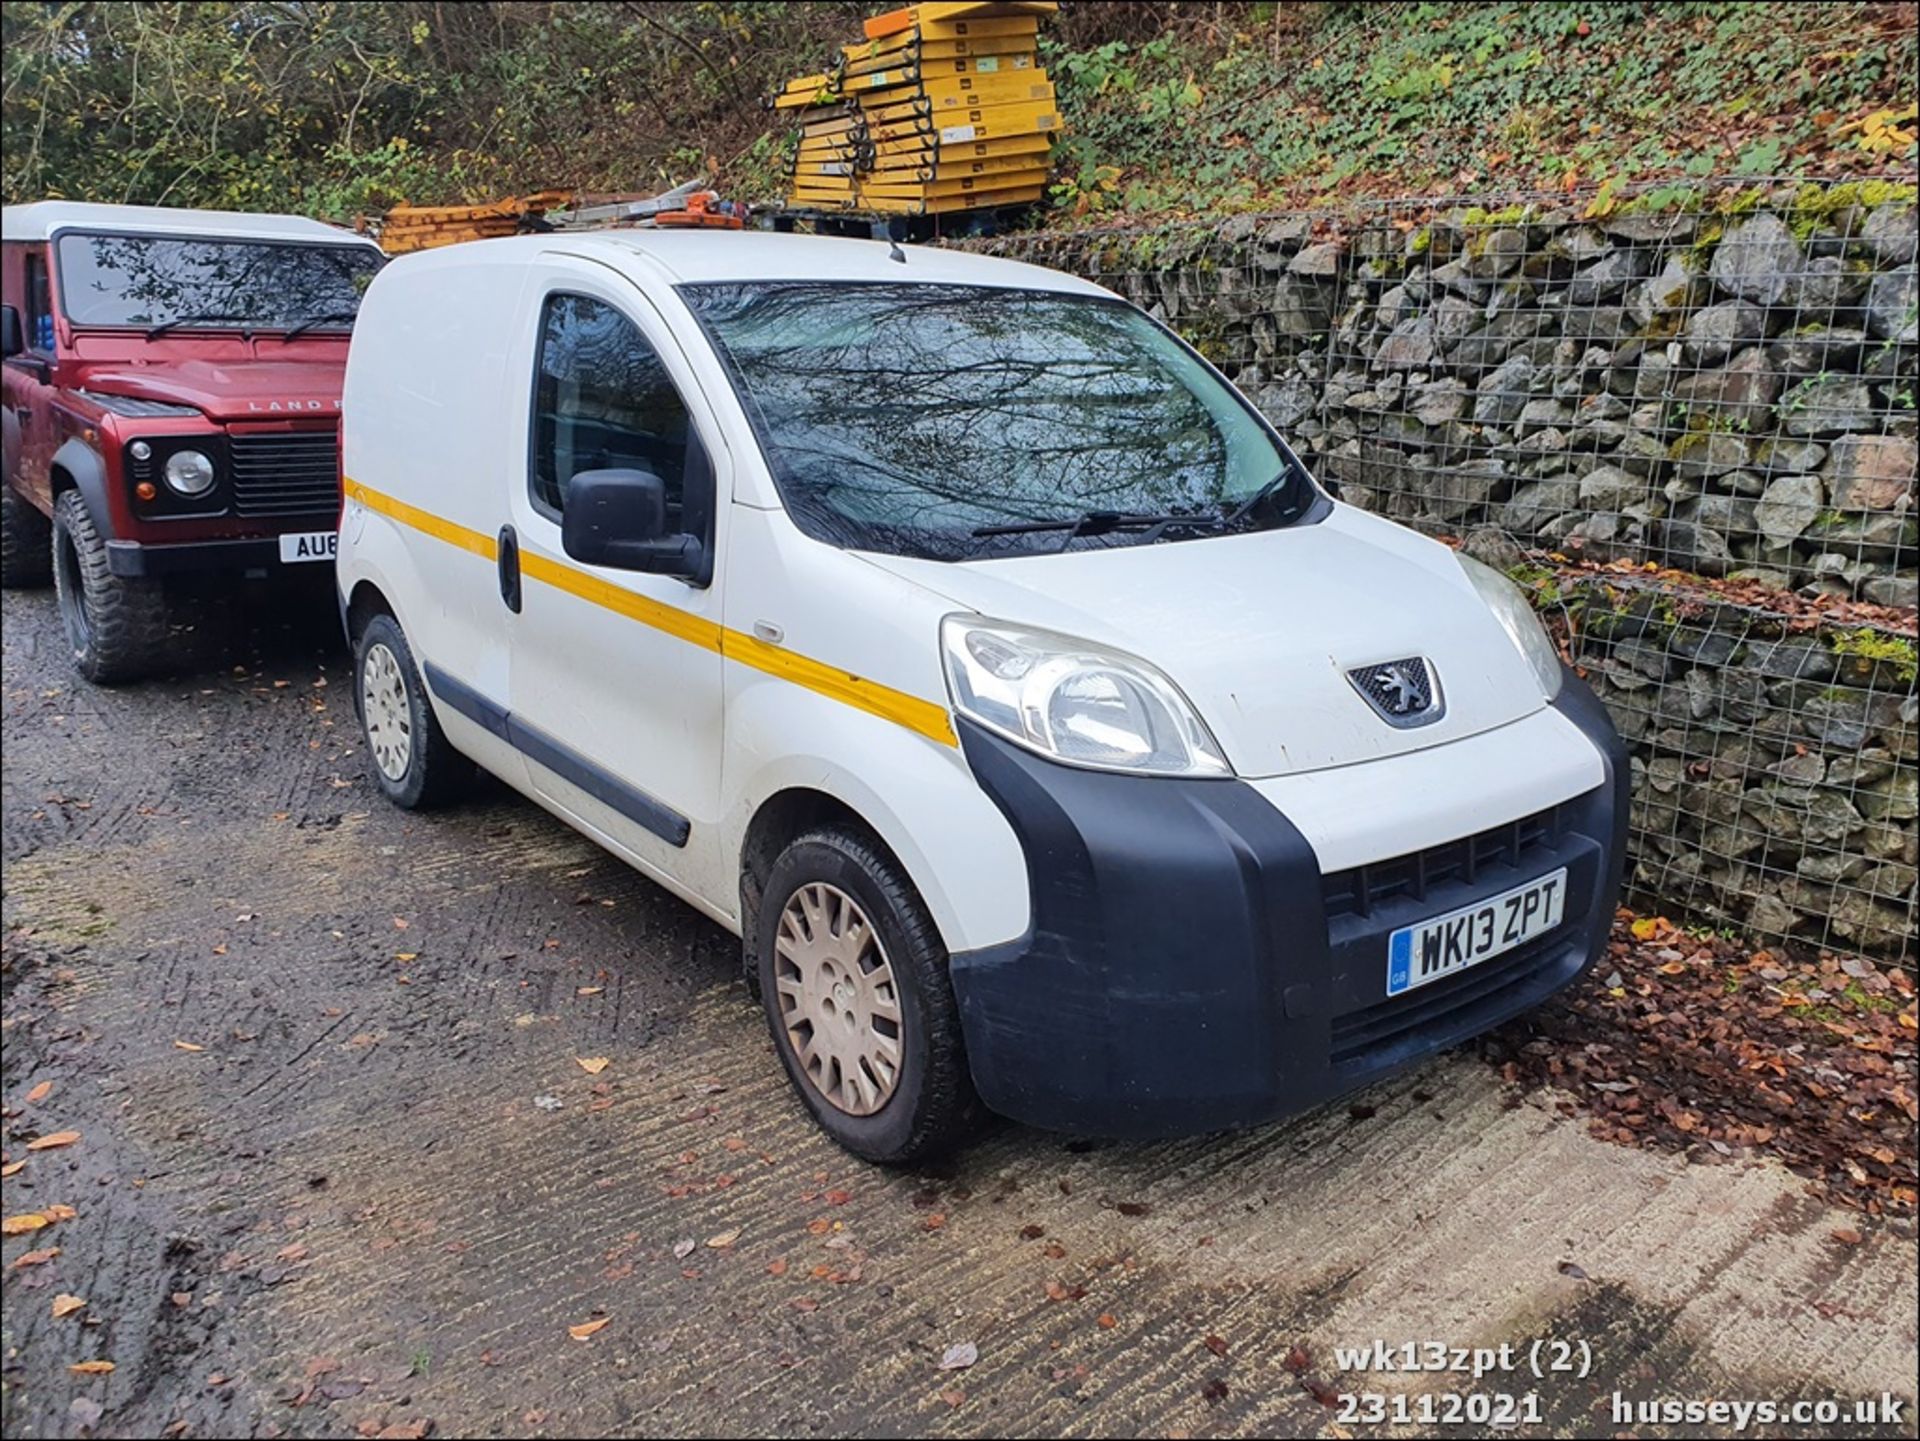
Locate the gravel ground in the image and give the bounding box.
[2,582,1915,1440]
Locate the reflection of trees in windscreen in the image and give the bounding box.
[58,236,380,328]
[696,284,1236,555]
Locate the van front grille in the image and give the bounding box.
[1321,803,1565,921]
[228,431,339,518]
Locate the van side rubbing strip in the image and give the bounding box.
[345,478,958,748]
[421,661,510,743]
[421,662,691,848]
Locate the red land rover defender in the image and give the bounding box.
[1,202,386,682]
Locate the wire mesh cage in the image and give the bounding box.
[963,176,1918,963]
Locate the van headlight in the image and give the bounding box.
[941,617,1231,777]
[1458,553,1564,700]
[163,449,217,498]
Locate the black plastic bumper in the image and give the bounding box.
[948,672,1629,1138]
[106,537,300,578]
[108,537,337,579]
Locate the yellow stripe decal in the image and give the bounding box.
[347,479,956,747]
[344,478,497,561]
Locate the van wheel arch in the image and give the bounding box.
[345,579,396,645]
[740,789,913,993]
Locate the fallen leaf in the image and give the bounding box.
[576,1057,610,1075]
[1282,1343,1311,1374]
[51,1294,87,1318]
[1204,1334,1230,1358]
[26,1131,80,1151]
[1304,1375,1339,1406]
[939,1388,966,1408]
[577,986,603,996]
[1558,1260,1590,1281]
[568,1318,609,1340]
[1201,1377,1230,1405]
[14,1248,62,1268]
[923,1213,947,1232]
[825,1189,852,1205]
[938,1342,978,1371]
[706,1228,741,1249]
[1830,1228,1863,1246]
[1097,1313,1117,1329]
[672,1238,697,1260]
[25,1081,52,1104]
[1,1161,23,1178]
[174,1041,205,1052]
[3,1213,51,1235]
[1019,1224,1045,1241]
[69,1361,115,1375]
[766,1258,788,1277]
[790,1297,818,1312]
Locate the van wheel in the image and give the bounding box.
[1,484,53,588]
[353,612,473,809]
[756,826,980,1165]
[51,490,170,683]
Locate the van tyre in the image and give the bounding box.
[756,826,980,1165]
[1,484,53,588]
[353,612,474,809]
[51,490,171,683]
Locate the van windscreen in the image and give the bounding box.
[680,281,1316,561]
[55,232,383,334]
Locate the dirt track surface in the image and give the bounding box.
[2,584,1916,1440]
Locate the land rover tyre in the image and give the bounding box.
[51,490,170,683]
[1,483,53,588]
[756,826,981,1165]
[353,612,474,809]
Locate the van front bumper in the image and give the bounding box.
[947,674,1628,1138]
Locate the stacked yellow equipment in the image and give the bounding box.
[775,1,1059,217]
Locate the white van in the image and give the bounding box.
[337,232,1627,1163]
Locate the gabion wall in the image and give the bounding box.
[967,178,1918,962]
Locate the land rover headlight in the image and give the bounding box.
[1458,553,1564,700]
[941,616,1231,777]
[163,449,217,499]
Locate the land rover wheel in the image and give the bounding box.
[51,490,171,683]
[1,482,54,588]
[353,612,474,809]
[756,826,980,1165]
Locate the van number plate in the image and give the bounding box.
[279,530,337,563]
[1386,868,1567,997]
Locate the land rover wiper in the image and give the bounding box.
[280,310,358,341]
[144,312,254,340]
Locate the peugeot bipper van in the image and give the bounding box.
[337,233,1626,1164]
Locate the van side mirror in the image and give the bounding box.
[561,467,703,579]
[0,306,21,359]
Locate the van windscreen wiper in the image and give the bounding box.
[144,313,254,340]
[971,508,1208,554]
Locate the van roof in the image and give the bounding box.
[389,228,1109,296]
[2,201,380,249]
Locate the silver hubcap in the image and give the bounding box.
[774,882,902,1116]
[361,642,412,782]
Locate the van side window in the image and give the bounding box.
[530,293,689,521]
[24,250,54,352]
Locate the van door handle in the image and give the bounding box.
[497,525,522,613]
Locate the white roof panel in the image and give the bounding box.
[380,229,1108,297]
[2,201,381,249]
